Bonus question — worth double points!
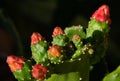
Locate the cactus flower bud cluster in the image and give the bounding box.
[92,5,111,25]
[32,64,47,80]
[48,45,62,57]
[6,55,25,72]
[6,4,116,81]
[31,32,44,44]
[52,26,64,37]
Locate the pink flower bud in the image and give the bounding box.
[32,64,47,80]
[92,4,111,25]
[31,32,44,44]
[6,55,25,72]
[52,26,64,37]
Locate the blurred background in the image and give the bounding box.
[0,0,119,81]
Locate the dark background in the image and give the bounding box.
[0,0,120,81]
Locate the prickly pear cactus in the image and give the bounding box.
[6,55,32,81]
[6,4,115,81]
[52,27,69,46]
[103,66,120,81]
[30,32,49,65]
[64,25,86,41]
[86,4,111,65]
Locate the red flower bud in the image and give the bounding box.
[6,55,25,72]
[48,45,62,57]
[32,64,47,80]
[31,32,44,44]
[52,26,64,37]
[92,4,111,25]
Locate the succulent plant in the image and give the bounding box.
[6,55,32,81]
[30,32,49,65]
[103,66,120,81]
[86,4,111,65]
[6,4,117,81]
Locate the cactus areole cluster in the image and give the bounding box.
[6,4,113,81]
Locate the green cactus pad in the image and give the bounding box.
[72,37,83,49]
[86,18,110,65]
[31,41,48,64]
[52,34,68,46]
[64,25,86,41]
[86,18,109,38]
[47,53,89,81]
[13,60,32,81]
[46,72,80,81]
[71,49,82,59]
[48,54,63,64]
[103,65,120,81]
